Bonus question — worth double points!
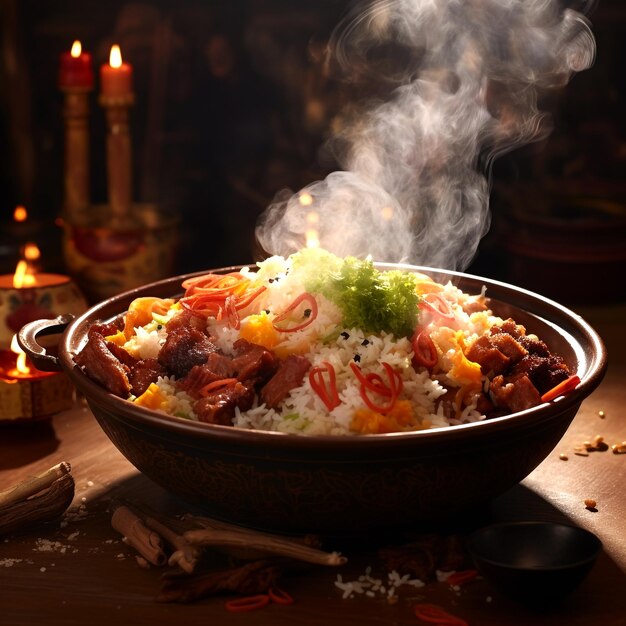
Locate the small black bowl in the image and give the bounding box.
[466,521,602,606]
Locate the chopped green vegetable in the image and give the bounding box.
[293,251,419,338]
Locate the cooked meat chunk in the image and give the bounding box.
[106,340,138,368]
[165,309,208,333]
[193,381,255,425]
[489,374,541,413]
[89,317,124,337]
[129,358,166,396]
[178,353,237,397]
[158,326,217,379]
[517,334,551,358]
[510,353,570,394]
[490,318,524,339]
[232,339,278,383]
[74,331,131,398]
[465,335,510,375]
[489,332,527,363]
[260,355,311,409]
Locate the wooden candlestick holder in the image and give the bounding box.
[61,86,92,220]
[99,93,135,222]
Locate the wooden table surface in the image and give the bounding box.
[1,304,625,626]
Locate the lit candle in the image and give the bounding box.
[58,40,94,90]
[100,45,133,99]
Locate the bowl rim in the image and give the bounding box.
[59,263,608,449]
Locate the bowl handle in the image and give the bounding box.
[18,314,75,372]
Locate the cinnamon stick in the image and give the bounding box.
[111,504,167,566]
[0,462,71,509]
[142,515,200,573]
[0,473,75,536]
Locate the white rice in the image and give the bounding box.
[127,252,506,435]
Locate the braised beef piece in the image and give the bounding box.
[165,309,207,333]
[465,335,511,376]
[232,339,278,382]
[106,340,138,368]
[74,331,131,398]
[510,353,569,394]
[89,317,124,337]
[260,354,311,409]
[193,381,255,425]
[466,318,571,417]
[489,374,542,413]
[158,326,218,379]
[128,358,167,396]
[490,318,524,339]
[178,353,237,397]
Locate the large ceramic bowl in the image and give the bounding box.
[19,265,607,534]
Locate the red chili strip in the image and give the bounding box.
[540,374,581,403]
[235,285,267,310]
[413,603,468,626]
[309,362,341,411]
[411,329,438,369]
[419,293,455,320]
[225,594,270,612]
[350,362,401,414]
[446,569,478,586]
[272,292,318,332]
[199,377,238,397]
[268,586,294,605]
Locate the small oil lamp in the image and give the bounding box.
[0,244,86,422]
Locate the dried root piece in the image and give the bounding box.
[0,473,75,536]
[0,462,71,509]
[184,527,346,567]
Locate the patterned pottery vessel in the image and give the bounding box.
[18,265,607,534]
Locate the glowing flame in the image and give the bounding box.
[299,192,314,207]
[109,44,123,69]
[13,205,27,222]
[71,40,82,58]
[24,243,40,261]
[305,211,320,248]
[12,243,40,288]
[10,334,30,375]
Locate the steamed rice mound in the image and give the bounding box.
[121,249,513,435]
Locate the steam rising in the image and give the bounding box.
[255,0,595,269]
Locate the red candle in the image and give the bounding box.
[59,40,94,90]
[100,44,133,98]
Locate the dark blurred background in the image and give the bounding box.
[1,0,624,303]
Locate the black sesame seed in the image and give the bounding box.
[361,339,370,346]
[353,354,361,363]
[157,325,163,330]
[341,331,350,339]
[303,309,312,318]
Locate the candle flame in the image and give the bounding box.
[71,40,82,58]
[13,205,27,222]
[305,211,320,248]
[299,192,314,207]
[381,206,394,221]
[109,44,123,68]
[24,243,41,261]
[10,334,30,375]
[12,243,40,288]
